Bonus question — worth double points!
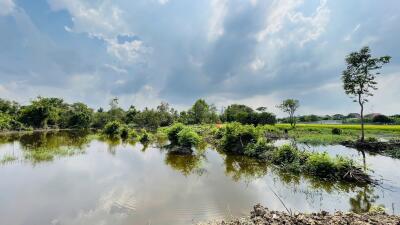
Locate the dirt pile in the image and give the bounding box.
[199,204,400,225]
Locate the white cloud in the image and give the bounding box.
[257,0,303,42]
[0,0,15,16]
[207,0,228,41]
[48,0,148,64]
[257,0,330,46]
[106,39,150,64]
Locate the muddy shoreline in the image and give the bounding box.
[198,204,400,225]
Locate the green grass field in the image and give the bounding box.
[276,123,400,132]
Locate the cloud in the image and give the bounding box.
[48,0,149,64]
[207,0,228,41]
[1,0,400,114]
[0,0,15,16]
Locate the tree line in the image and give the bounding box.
[0,97,277,131]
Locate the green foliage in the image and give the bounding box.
[0,98,20,115]
[18,97,67,128]
[372,114,392,124]
[62,103,93,129]
[244,138,274,158]
[342,46,391,141]
[167,123,185,144]
[306,152,337,178]
[332,128,342,135]
[277,99,300,127]
[177,127,201,148]
[103,121,122,137]
[270,145,302,165]
[221,104,276,125]
[139,130,151,143]
[180,99,219,124]
[120,125,130,139]
[220,122,260,154]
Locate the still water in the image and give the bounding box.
[0,131,399,225]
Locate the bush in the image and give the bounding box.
[305,152,337,178]
[120,125,129,139]
[139,130,151,143]
[177,127,201,148]
[129,130,138,138]
[220,122,260,154]
[331,128,342,135]
[103,121,121,137]
[244,138,274,158]
[372,114,393,124]
[167,123,185,144]
[270,145,301,165]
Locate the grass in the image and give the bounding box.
[276,123,400,132]
[24,146,85,163]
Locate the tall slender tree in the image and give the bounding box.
[278,99,300,128]
[342,46,391,142]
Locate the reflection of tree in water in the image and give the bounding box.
[224,155,268,182]
[15,130,92,163]
[349,186,378,213]
[164,153,207,176]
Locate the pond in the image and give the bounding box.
[0,131,399,225]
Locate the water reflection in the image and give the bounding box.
[165,153,207,176]
[223,154,268,182]
[0,131,399,225]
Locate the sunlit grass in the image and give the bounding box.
[276,123,400,131]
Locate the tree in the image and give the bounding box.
[18,97,67,128]
[222,104,254,124]
[187,99,218,124]
[63,103,93,129]
[342,46,391,142]
[277,99,300,127]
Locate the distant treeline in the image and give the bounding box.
[0,97,276,131]
[280,113,400,124]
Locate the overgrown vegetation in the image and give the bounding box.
[213,123,371,183]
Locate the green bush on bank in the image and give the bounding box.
[177,127,200,148]
[167,123,185,144]
[103,121,122,137]
[220,122,260,154]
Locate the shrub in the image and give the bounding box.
[220,122,260,154]
[177,127,200,148]
[120,125,129,139]
[244,138,274,158]
[331,128,342,135]
[270,145,301,165]
[129,130,138,138]
[167,123,185,144]
[103,121,121,137]
[305,152,337,178]
[139,130,151,143]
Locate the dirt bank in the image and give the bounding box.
[198,204,400,225]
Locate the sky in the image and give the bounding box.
[0,0,399,116]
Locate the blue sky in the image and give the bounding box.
[0,0,399,116]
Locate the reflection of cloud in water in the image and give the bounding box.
[53,186,137,225]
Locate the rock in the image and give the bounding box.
[198,204,400,225]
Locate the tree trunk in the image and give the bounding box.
[359,94,365,142]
